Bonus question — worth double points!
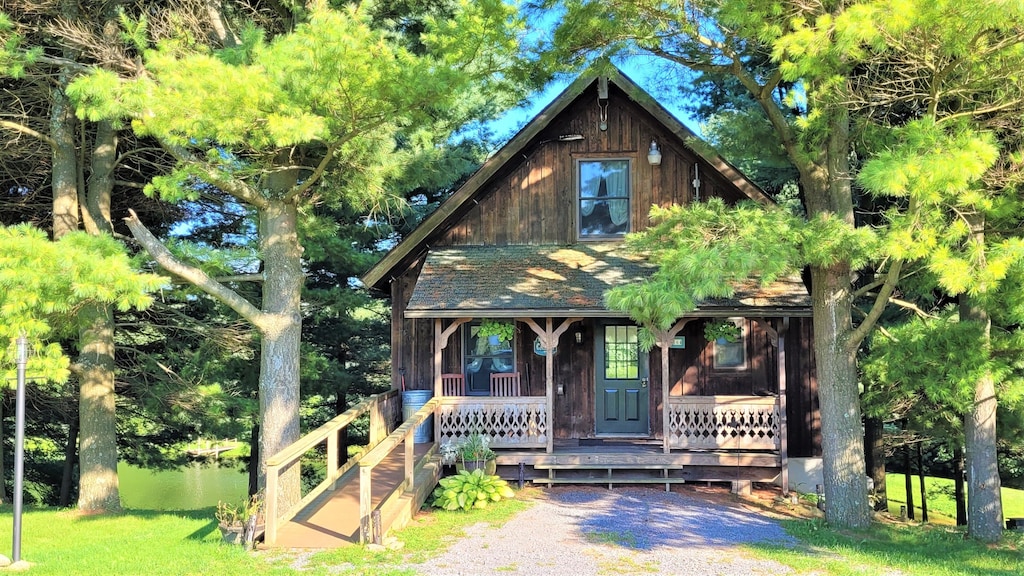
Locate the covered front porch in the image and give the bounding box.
[426,315,796,492]
[388,243,818,490]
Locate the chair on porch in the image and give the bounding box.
[489,372,521,396]
[441,373,465,396]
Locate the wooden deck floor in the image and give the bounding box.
[266,441,434,549]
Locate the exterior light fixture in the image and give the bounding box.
[575,331,582,344]
[647,140,662,165]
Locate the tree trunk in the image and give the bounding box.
[248,422,259,497]
[83,121,116,235]
[50,73,79,239]
[59,412,79,507]
[77,302,121,512]
[864,416,888,512]
[75,119,121,513]
[954,444,967,526]
[811,263,871,529]
[960,290,1003,542]
[0,395,5,504]
[256,199,303,511]
[335,391,349,469]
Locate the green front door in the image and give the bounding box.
[595,324,649,435]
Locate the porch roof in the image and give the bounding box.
[405,244,811,318]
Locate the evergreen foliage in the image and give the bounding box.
[0,225,165,382]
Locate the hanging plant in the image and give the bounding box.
[477,319,515,343]
[704,319,741,343]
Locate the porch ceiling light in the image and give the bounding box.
[647,140,662,165]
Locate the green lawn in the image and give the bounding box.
[0,493,533,576]
[2,481,1022,576]
[751,519,1024,576]
[884,473,1024,524]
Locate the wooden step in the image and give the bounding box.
[532,476,686,491]
[534,463,683,470]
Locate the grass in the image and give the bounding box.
[746,474,1024,575]
[0,506,297,575]
[3,480,1023,575]
[884,473,1024,524]
[0,489,536,576]
[751,519,1024,575]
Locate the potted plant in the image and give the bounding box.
[440,432,497,475]
[477,319,515,345]
[703,319,741,343]
[215,491,264,547]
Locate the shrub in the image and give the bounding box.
[431,468,515,511]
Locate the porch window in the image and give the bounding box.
[713,319,746,370]
[603,325,639,379]
[463,324,515,395]
[579,159,630,238]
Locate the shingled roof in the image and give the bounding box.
[405,244,811,318]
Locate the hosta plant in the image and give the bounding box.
[431,468,515,511]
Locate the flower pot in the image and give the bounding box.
[456,458,497,475]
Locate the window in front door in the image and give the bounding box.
[604,325,639,379]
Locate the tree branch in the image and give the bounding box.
[0,120,57,148]
[847,258,904,349]
[124,209,270,331]
[158,141,271,210]
[283,142,339,203]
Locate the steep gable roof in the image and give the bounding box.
[362,65,771,291]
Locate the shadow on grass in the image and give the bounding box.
[748,519,1024,576]
[62,506,222,541]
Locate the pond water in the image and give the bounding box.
[118,461,248,511]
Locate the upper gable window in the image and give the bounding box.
[579,159,630,238]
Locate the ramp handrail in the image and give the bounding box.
[358,397,439,544]
[264,388,400,545]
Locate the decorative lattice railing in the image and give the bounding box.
[437,397,547,449]
[666,396,780,450]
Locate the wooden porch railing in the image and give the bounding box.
[666,395,780,450]
[437,396,547,449]
[264,389,401,545]
[358,398,439,543]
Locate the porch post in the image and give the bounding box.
[655,319,692,454]
[545,318,554,454]
[432,318,471,444]
[778,317,790,495]
[521,317,581,454]
[433,319,443,399]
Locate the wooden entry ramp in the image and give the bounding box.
[267,442,437,548]
[263,393,442,549]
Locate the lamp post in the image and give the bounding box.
[13,334,28,562]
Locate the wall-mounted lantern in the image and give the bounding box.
[647,140,662,165]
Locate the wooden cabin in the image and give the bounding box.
[362,66,821,491]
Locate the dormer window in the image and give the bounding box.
[579,159,630,238]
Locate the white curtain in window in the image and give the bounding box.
[606,168,628,226]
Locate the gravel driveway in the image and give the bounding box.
[405,486,798,575]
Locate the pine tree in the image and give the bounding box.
[68,1,531,511]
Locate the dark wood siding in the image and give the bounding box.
[786,317,820,457]
[437,85,746,247]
